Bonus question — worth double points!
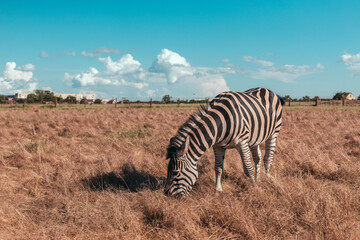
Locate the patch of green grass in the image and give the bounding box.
[25,140,40,153]
[106,124,154,142]
[0,104,30,109]
[58,128,70,137]
[118,125,153,139]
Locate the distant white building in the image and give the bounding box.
[54,93,96,101]
[345,93,356,100]
[15,93,29,99]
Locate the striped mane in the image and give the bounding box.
[166,105,209,159]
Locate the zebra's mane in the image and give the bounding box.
[166,104,209,159]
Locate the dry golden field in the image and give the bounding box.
[0,106,359,239]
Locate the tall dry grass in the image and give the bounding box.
[0,107,359,239]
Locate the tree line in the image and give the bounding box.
[282,92,360,101]
[1,91,359,104]
[0,90,85,104]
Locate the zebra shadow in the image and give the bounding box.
[82,163,165,192]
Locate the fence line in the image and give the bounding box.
[315,96,360,106]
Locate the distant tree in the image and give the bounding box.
[56,96,64,104]
[64,95,77,104]
[358,95,360,100]
[333,92,350,100]
[301,96,311,101]
[80,98,87,104]
[0,95,8,101]
[43,92,55,102]
[162,94,172,104]
[282,95,291,101]
[15,98,25,103]
[94,98,102,104]
[32,89,56,103]
[26,94,37,103]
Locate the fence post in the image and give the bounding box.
[315,96,320,106]
[115,98,117,108]
[177,98,180,107]
[55,97,57,108]
[288,99,291,107]
[342,95,346,106]
[150,98,152,108]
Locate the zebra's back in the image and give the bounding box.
[209,88,283,148]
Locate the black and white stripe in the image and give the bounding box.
[165,88,284,196]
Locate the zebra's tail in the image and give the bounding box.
[277,95,285,106]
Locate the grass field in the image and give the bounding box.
[0,107,359,239]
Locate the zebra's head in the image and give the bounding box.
[165,136,198,197]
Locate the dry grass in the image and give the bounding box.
[0,107,359,239]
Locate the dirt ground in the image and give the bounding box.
[0,107,359,239]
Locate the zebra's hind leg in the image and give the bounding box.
[250,145,262,181]
[213,146,226,192]
[236,141,255,182]
[264,133,278,175]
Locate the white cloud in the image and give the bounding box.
[150,49,235,86]
[66,49,232,99]
[192,75,229,97]
[99,54,142,75]
[341,52,360,72]
[221,58,230,63]
[80,47,123,58]
[4,62,33,81]
[40,51,49,58]
[64,50,326,99]
[242,56,275,67]
[80,51,100,58]
[62,50,77,56]
[16,63,35,71]
[94,47,122,54]
[147,89,156,98]
[241,55,324,82]
[0,62,38,93]
[150,49,193,84]
[120,80,148,89]
[250,64,324,82]
[65,54,146,88]
[149,49,230,97]
[66,67,101,87]
[341,53,360,63]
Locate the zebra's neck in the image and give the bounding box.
[171,111,216,161]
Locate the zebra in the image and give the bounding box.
[164,88,285,197]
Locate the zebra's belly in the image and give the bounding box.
[215,138,243,149]
[215,135,268,149]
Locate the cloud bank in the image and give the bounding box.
[64,50,325,99]
[65,49,231,98]
[341,52,360,72]
[0,62,38,93]
[243,56,324,82]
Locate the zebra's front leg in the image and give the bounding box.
[264,133,278,175]
[251,145,262,181]
[213,146,226,192]
[236,141,255,182]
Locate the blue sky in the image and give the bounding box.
[1,0,360,100]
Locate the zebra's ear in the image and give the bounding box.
[178,136,190,156]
